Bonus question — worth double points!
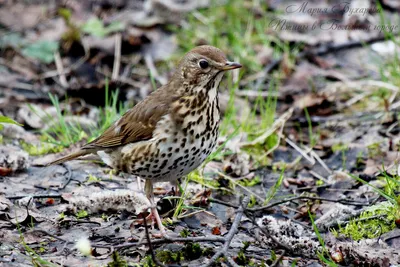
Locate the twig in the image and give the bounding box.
[144,52,167,85]
[270,251,285,267]
[226,255,240,267]
[92,235,226,249]
[39,39,91,80]
[6,194,63,200]
[143,216,165,267]
[249,196,369,212]
[54,51,69,88]
[62,219,102,226]
[112,33,122,81]
[212,195,369,212]
[60,163,73,190]
[199,196,250,267]
[209,198,239,209]
[240,108,293,147]
[28,229,71,244]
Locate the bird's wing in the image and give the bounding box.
[83,87,177,149]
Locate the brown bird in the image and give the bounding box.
[48,45,242,233]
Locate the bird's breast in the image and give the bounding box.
[118,92,220,182]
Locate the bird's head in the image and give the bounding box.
[174,45,242,89]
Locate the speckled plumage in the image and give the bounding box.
[48,45,241,233]
[117,75,220,182]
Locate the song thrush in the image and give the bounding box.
[48,45,242,233]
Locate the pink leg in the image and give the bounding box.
[144,180,166,235]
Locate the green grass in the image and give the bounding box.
[309,211,338,266]
[171,0,286,76]
[32,80,125,148]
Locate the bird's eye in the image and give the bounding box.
[198,60,209,69]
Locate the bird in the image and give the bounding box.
[47,45,242,234]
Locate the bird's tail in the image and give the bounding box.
[46,149,93,166]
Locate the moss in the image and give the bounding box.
[247,195,257,208]
[238,175,261,187]
[155,242,211,264]
[107,251,128,267]
[331,143,348,152]
[20,140,63,156]
[156,250,183,264]
[180,229,190,238]
[140,256,157,267]
[338,201,398,240]
[75,210,88,219]
[367,142,384,158]
[87,174,100,182]
[235,242,251,266]
[184,242,203,260]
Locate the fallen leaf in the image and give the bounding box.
[22,40,59,63]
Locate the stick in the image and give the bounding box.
[112,33,122,81]
[199,196,250,267]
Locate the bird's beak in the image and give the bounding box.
[222,61,242,71]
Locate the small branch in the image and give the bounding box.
[92,235,226,249]
[112,33,122,81]
[143,216,165,267]
[209,198,239,209]
[60,163,73,190]
[28,229,71,244]
[249,196,369,212]
[199,196,250,267]
[6,194,63,200]
[54,52,69,88]
[144,52,167,85]
[270,251,285,267]
[211,195,369,213]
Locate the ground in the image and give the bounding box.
[0,0,400,266]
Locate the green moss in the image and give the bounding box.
[20,140,64,156]
[237,175,261,187]
[331,143,348,152]
[183,242,203,260]
[236,241,251,266]
[156,242,210,264]
[107,251,128,267]
[338,202,398,240]
[179,229,190,238]
[156,250,183,264]
[75,210,88,219]
[87,174,100,182]
[367,142,384,158]
[247,195,257,208]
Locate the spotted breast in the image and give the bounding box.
[117,73,222,182]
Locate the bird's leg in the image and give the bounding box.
[144,179,166,235]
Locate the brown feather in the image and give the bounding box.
[83,85,179,149]
[48,83,180,165]
[46,149,95,166]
